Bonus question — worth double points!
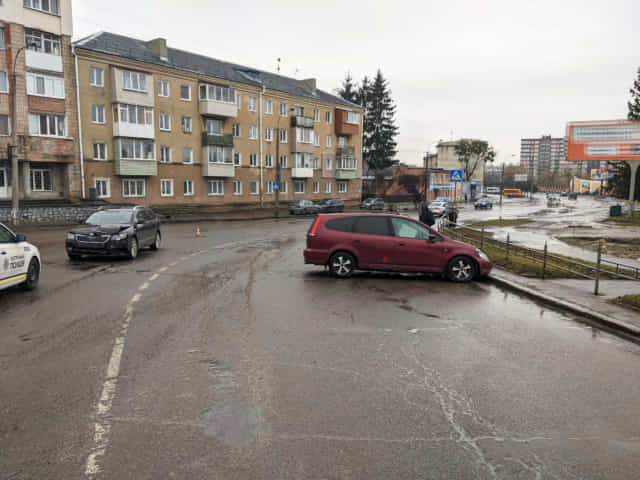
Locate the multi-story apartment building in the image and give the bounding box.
[73,32,363,207]
[520,135,573,178]
[0,0,80,202]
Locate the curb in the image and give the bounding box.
[489,272,640,343]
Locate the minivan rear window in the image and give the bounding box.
[325,217,355,232]
[353,216,392,236]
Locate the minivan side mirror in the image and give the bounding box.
[15,234,26,242]
[428,233,436,242]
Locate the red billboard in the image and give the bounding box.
[566,120,640,161]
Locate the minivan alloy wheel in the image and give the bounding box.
[329,252,356,278]
[447,256,476,283]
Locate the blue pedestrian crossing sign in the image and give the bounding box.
[272,182,280,191]
[450,170,463,182]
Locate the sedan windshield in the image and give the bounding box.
[85,210,133,226]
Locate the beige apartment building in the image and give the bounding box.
[0,0,81,202]
[73,32,363,207]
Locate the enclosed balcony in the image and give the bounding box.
[335,156,357,180]
[202,132,233,147]
[113,122,155,139]
[291,168,313,178]
[335,169,356,180]
[336,146,355,157]
[202,145,234,177]
[292,153,314,178]
[199,84,238,118]
[25,50,63,73]
[114,138,157,176]
[335,109,360,136]
[290,116,314,128]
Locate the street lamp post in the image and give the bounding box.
[9,45,29,223]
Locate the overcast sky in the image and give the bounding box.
[73,0,640,166]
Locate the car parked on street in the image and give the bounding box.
[304,213,492,282]
[316,198,345,213]
[568,192,578,200]
[289,200,319,215]
[0,223,41,291]
[474,197,493,209]
[65,206,161,260]
[428,201,448,217]
[360,198,385,210]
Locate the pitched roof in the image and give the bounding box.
[74,32,361,109]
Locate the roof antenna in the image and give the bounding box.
[294,68,299,78]
[277,57,281,73]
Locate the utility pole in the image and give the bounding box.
[10,46,28,224]
[275,125,281,218]
[499,163,505,207]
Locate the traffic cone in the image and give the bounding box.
[195,227,201,238]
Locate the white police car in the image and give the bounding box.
[0,223,41,291]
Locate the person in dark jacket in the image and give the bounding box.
[447,204,458,225]
[419,201,435,226]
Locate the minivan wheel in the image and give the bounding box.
[150,231,161,251]
[447,256,476,283]
[129,237,139,259]
[329,252,356,278]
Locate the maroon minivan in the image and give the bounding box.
[304,213,492,282]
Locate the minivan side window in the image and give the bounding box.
[325,217,355,232]
[353,216,392,236]
[391,217,430,240]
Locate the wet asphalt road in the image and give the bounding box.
[1,218,640,479]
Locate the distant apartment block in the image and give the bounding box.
[520,135,574,178]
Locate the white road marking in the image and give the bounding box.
[158,267,168,273]
[169,261,177,267]
[149,273,159,281]
[138,282,149,291]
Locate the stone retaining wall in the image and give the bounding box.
[0,206,101,225]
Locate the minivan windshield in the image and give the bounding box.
[85,210,133,226]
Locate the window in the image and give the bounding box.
[391,217,431,240]
[337,181,348,193]
[294,105,304,116]
[249,153,257,167]
[25,29,61,56]
[0,115,9,135]
[0,72,7,93]
[233,152,241,166]
[26,72,64,98]
[326,111,332,123]
[338,136,347,147]
[265,154,273,168]
[206,119,223,135]
[234,180,242,195]
[92,143,107,160]
[23,0,59,15]
[265,127,273,142]
[199,83,237,104]
[122,70,147,92]
[279,155,287,168]
[354,216,392,236]
[346,111,360,124]
[264,99,273,114]
[326,158,332,170]
[280,128,288,143]
[120,139,155,160]
[90,67,104,87]
[91,104,105,124]
[293,153,312,168]
[184,180,194,196]
[182,116,192,133]
[207,180,224,196]
[295,127,313,144]
[280,181,288,193]
[182,148,193,164]
[158,79,169,97]
[313,108,319,122]
[336,157,356,169]
[266,182,273,194]
[30,168,52,192]
[29,112,65,136]
[326,136,332,148]
[325,181,332,193]
[160,179,174,197]
[249,181,259,195]
[313,181,319,193]
[0,29,5,50]
[280,102,288,116]
[159,146,171,163]
[313,133,320,146]
[180,84,191,101]
[249,125,258,140]
[117,104,153,125]
[248,96,257,112]
[294,180,305,194]
[312,157,319,169]
[232,123,241,137]
[95,179,110,198]
[122,179,145,197]
[159,113,171,131]
[326,217,355,233]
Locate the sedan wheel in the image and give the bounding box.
[447,256,476,283]
[150,231,161,251]
[129,237,139,259]
[329,252,356,278]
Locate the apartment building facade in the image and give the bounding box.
[520,135,572,178]
[0,0,81,202]
[73,32,363,207]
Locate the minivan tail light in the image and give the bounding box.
[308,215,321,237]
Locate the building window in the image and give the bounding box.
[325,181,332,193]
[182,116,192,133]
[27,72,64,98]
[29,112,65,137]
[90,67,104,87]
[199,83,237,104]
[207,145,233,164]
[294,180,305,194]
[313,108,319,122]
[0,72,8,93]
[159,113,171,131]
[326,158,332,170]
[279,155,287,168]
[265,154,273,168]
[120,139,155,160]
[232,123,241,137]
[91,104,105,124]
[346,111,360,124]
[294,105,304,116]
[184,180,194,196]
[326,111,332,123]
[313,181,319,193]
[95,178,110,198]
[265,127,273,142]
[264,99,273,114]
[249,181,259,195]
[30,168,52,192]
[280,102,288,116]
[312,157,319,169]
[234,180,242,195]
[248,96,257,112]
[180,84,191,101]
[336,156,356,169]
[160,179,174,197]
[281,181,288,193]
[233,152,241,166]
[117,104,153,125]
[182,148,193,164]
[293,152,313,168]
[280,128,288,143]
[296,127,313,144]
[206,119,223,135]
[313,133,320,146]
[92,143,107,160]
[122,179,146,197]
[25,29,61,55]
[0,115,10,135]
[326,136,332,148]
[0,29,5,50]
[159,146,171,163]
[249,125,258,140]
[23,0,59,14]
[158,79,169,97]
[337,181,348,193]
[338,136,347,147]
[249,153,257,167]
[266,182,273,194]
[122,70,147,92]
[208,180,224,196]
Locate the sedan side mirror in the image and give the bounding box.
[15,234,26,242]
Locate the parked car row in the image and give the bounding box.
[288,199,345,215]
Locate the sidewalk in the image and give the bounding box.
[490,268,640,340]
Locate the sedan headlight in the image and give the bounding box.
[112,230,131,241]
[476,248,490,261]
[66,233,75,241]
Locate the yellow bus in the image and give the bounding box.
[503,188,526,198]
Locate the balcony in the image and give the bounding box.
[202,162,234,177]
[334,109,360,136]
[25,50,63,72]
[113,122,155,139]
[25,136,74,163]
[291,168,314,178]
[336,146,355,157]
[201,132,233,147]
[290,116,314,128]
[114,159,157,176]
[335,169,356,180]
[199,100,238,118]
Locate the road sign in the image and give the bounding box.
[514,174,528,182]
[273,182,280,191]
[449,170,463,182]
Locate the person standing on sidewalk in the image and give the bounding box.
[419,201,435,227]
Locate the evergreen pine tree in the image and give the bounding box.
[628,67,640,121]
[336,73,359,104]
[363,70,399,172]
[358,76,372,170]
